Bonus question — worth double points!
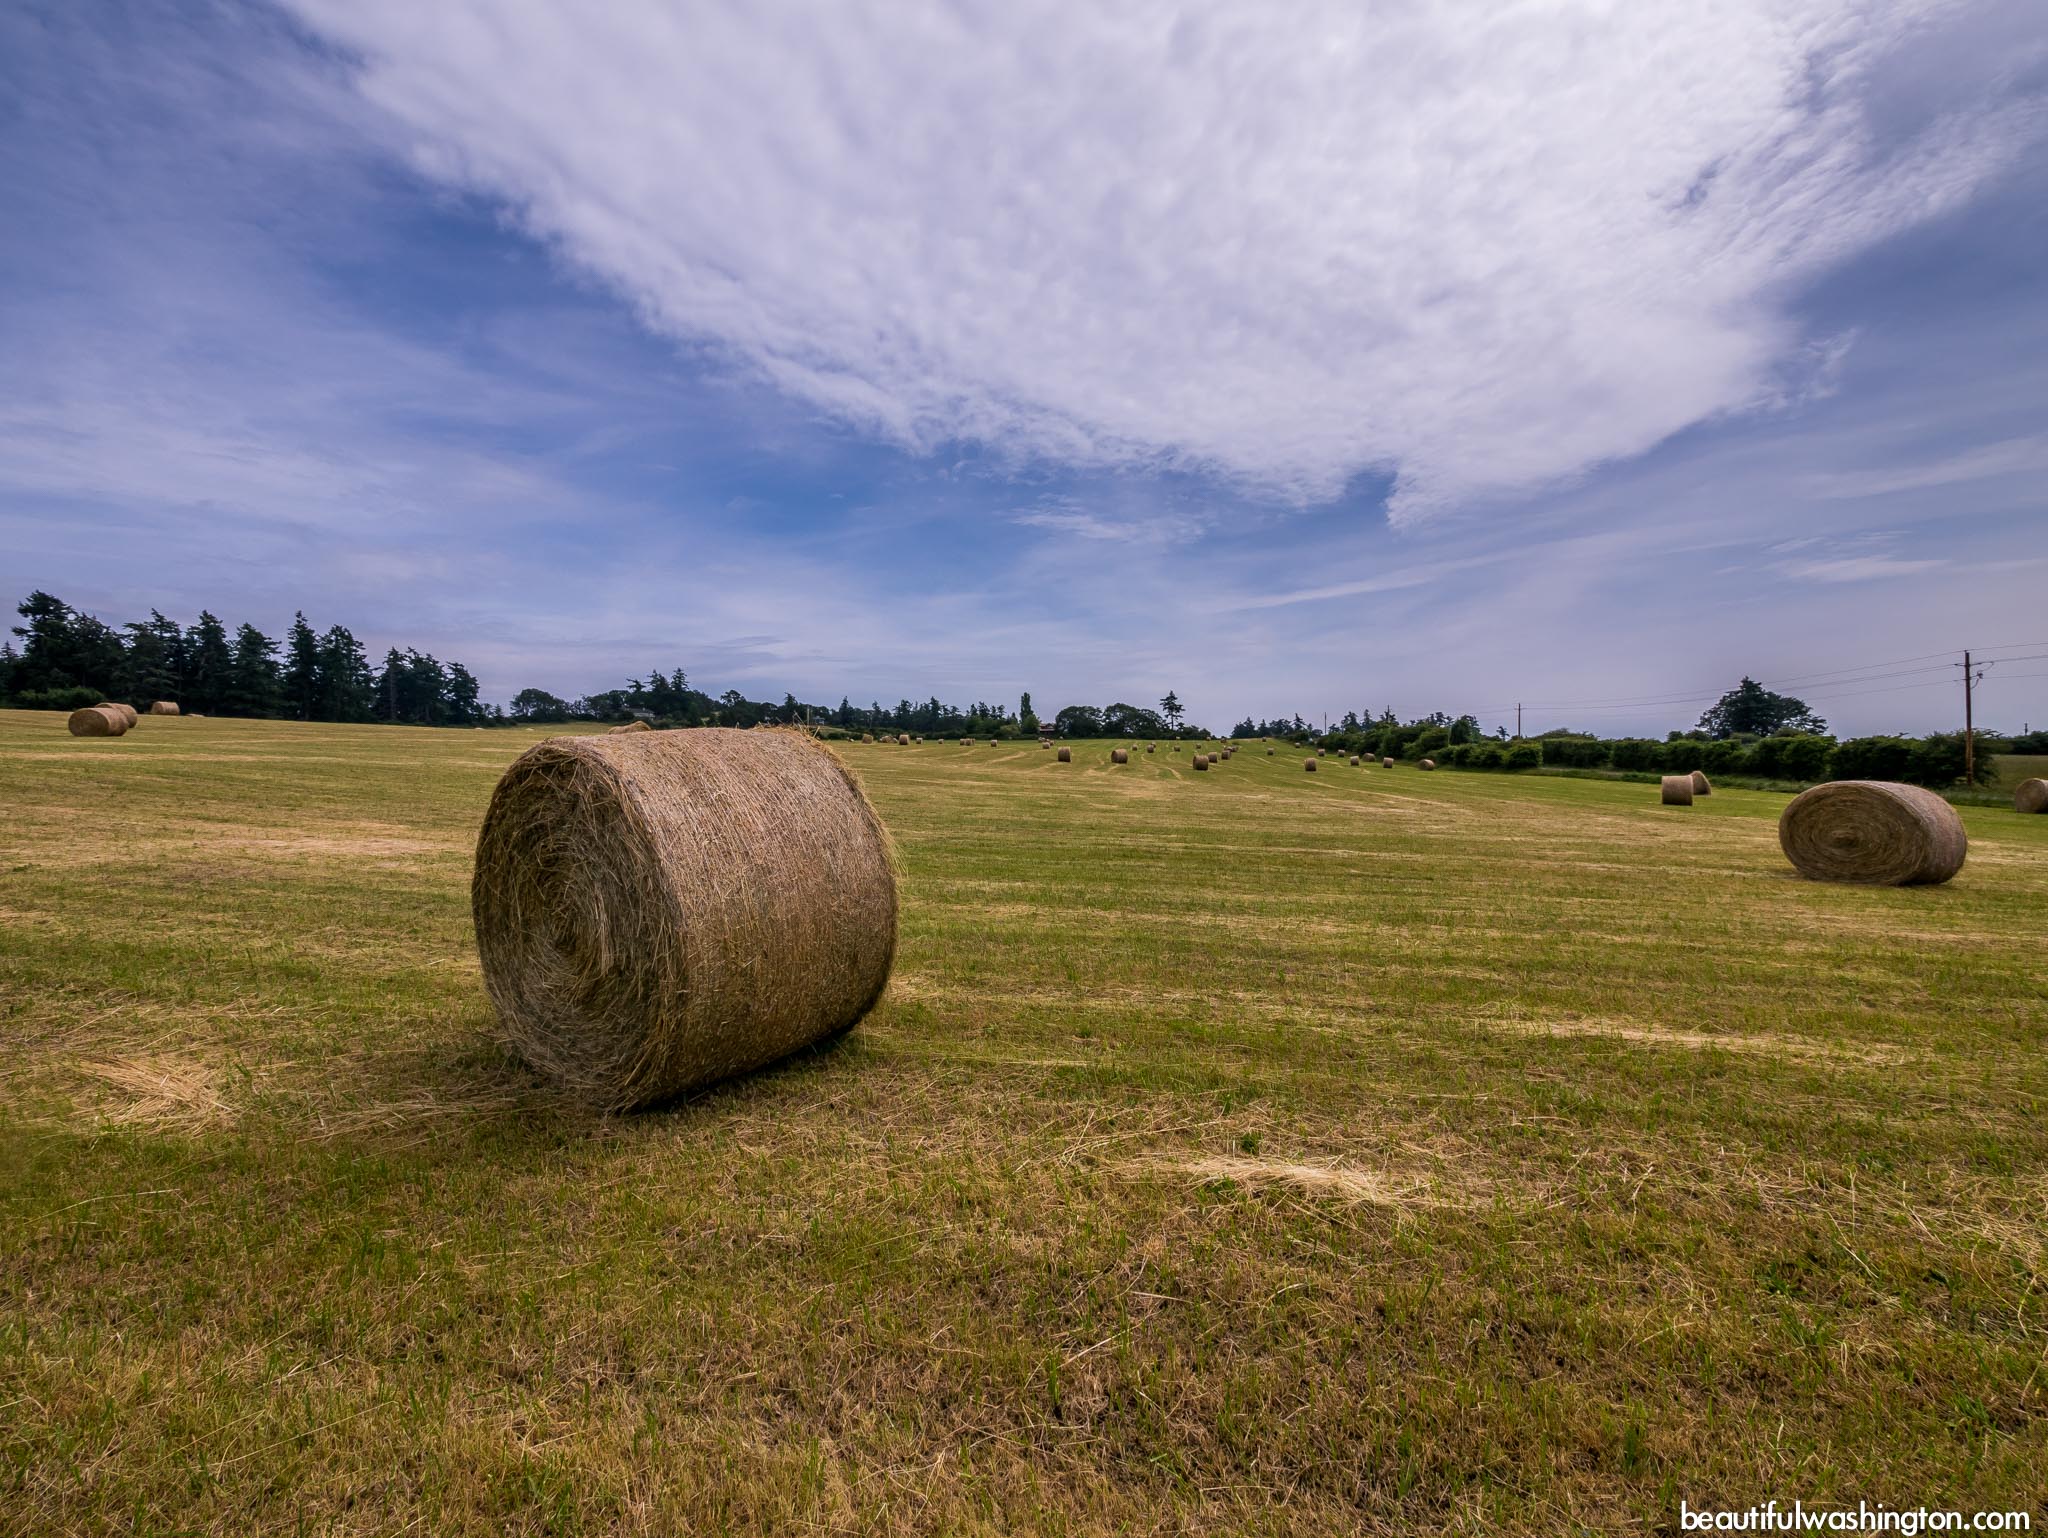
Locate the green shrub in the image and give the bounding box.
[1750,733,1834,783]
[1831,736,1915,783]
[1503,743,1540,771]
[1700,739,1751,776]
[1608,739,1665,772]
[1663,739,1705,773]
[1465,743,1505,769]
[9,685,105,712]
[1540,736,1607,769]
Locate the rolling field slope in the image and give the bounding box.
[2,712,2044,1534]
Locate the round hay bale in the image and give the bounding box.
[861,733,874,743]
[148,700,180,716]
[1316,748,1325,757]
[1192,755,1208,770]
[608,720,653,735]
[101,702,139,729]
[1381,757,1393,768]
[1267,747,1274,755]
[68,704,128,737]
[1111,747,1129,764]
[1419,758,1436,770]
[988,737,997,746]
[1690,770,1712,796]
[960,737,971,746]
[1146,744,1155,753]
[897,734,911,746]
[1042,740,1052,750]
[1660,774,1694,806]
[2013,777,2048,814]
[1057,745,1072,762]
[1778,781,1967,886]
[1349,755,1360,766]
[471,727,897,1109]
[1304,758,1317,772]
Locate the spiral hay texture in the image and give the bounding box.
[68,705,130,737]
[1777,781,1966,886]
[1690,771,1712,796]
[1660,775,1694,806]
[148,700,180,716]
[2014,778,2048,814]
[471,728,898,1110]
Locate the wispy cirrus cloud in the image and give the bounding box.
[282,0,2045,522]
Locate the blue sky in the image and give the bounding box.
[3,0,2046,735]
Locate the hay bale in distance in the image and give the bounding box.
[1193,754,1209,771]
[1111,748,1129,764]
[1690,770,1712,796]
[1316,748,1325,757]
[1660,774,1694,806]
[608,720,653,735]
[1267,747,1274,755]
[897,733,911,746]
[471,727,896,1110]
[1382,757,1393,768]
[1146,744,1155,753]
[960,737,971,746]
[1056,745,1072,762]
[67,705,129,737]
[1419,759,1436,771]
[861,733,874,743]
[101,702,139,729]
[1304,758,1317,772]
[2013,778,2048,814]
[1349,755,1360,766]
[148,700,180,716]
[1778,781,1967,886]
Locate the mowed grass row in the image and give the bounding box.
[1,711,2044,1536]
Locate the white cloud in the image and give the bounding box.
[1778,555,1946,582]
[1801,434,2048,498]
[284,0,2039,521]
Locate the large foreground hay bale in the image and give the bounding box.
[1690,770,1712,796]
[101,702,139,729]
[608,720,653,734]
[1778,781,1966,886]
[68,705,129,737]
[1660,774,1694,806]
[2014,778,2048,814]
[1110,748,1129,764]
[472,727,897,1109]
[1057,745,1072,762]
[148,700,180,716]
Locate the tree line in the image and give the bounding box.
[3,591,482,724]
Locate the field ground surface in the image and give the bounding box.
[2,712,2044,1535]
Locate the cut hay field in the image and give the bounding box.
[2,712,2045,1535]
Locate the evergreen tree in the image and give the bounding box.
[121,612,184,705]
[284,612,321,720]
[184,611,233,714]
[225,624,283,717]
[315,625,374,721]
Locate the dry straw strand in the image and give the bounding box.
[67,705,129,737]
[471,727,898,1110]
[1778,780,1967,886]
[2014,778,2047,814]
[1660,774,1694,806]
[1690,770,1713,796]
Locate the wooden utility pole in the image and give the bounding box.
[1516,702,1523,740]
[1963,650,1975,785]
